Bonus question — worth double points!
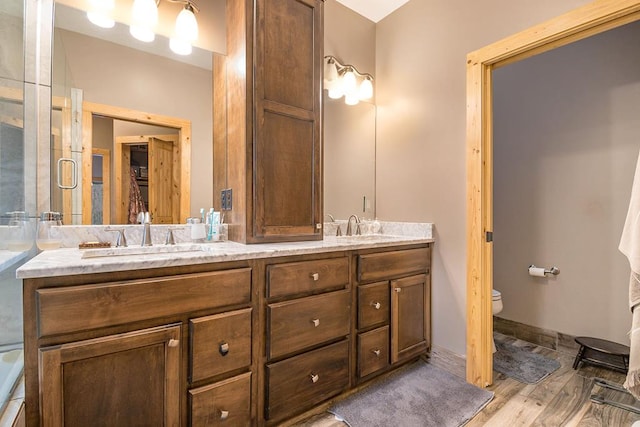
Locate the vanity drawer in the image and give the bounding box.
[190,308,252,383]
[267,257,349,299]
[267,290,350,360]
[265,340,349,422]
[189,372,252,426]
[358,247,430,282]
[358,281,389,329]
[358,326,389,378]
[37,268,252,337]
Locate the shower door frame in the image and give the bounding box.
[466,0,640,387]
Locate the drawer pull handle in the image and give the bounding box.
[311,318,320,327]
[310,373,319,383]
[311,272,319,281]
[168,339,179,348]
[220,410,229,420]
[372,349,381,357]
[219,342,230,356]
[371,302,381,310]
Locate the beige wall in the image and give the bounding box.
[375,0,591,355]
[493,21,640,344]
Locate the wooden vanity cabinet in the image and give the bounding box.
[214,0,324,244]
[355,246,432,381]
[23,265,254,427]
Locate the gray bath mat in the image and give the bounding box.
[329,361,493,427]
[494,339,561,384]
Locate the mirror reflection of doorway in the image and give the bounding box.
[115,134,179,224]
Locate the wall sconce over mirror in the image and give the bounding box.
[324,55,374,106]
[85,0,199,55]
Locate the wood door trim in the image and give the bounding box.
[466,0,640,387]
[82,101,191,224]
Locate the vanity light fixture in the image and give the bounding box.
[85,0,200,56]
[324,55,374,106]
[86,0,115,29]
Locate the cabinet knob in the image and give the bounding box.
[394,287,401,293]
[220,410,229,420]
[310,272,319,281]
[219,342,230,356]
[311,318,320,327]
[168,339,179,348]
[372,349,381,357]
[371,301,381,310]
[310,373,319,383]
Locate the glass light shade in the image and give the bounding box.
[87,0,115,28]
[325,61,338,83]
[327,79,344,99]
[342,69,357,98]
[344,92,359,105]
[130,0,158,42]
[170,37,193,56]
[358,77,374,100]
[175,6,198,43]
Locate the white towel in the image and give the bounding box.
[622,150,640,399]
[620,150,640,279]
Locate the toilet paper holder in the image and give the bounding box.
[529,264,560,276]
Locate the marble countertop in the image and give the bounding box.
[16,233,434,279]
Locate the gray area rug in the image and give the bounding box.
[329,361,493,427]
[494,339,561,384]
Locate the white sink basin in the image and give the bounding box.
[81,244,204,259]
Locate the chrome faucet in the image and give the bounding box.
[138,212,152,246]
[106,228,127,247]
[346,214,361,236]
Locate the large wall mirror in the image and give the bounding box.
[323,93,376,221]
[50,0,376,226]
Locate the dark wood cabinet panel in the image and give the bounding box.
[190,372,252,426]
[358,326,390,378]
[391,274,430,364]
[190,308,252,383]
[267,256,349,299]
[215,0,323,243]
[358,247,431,282]
[265,339,349,422]
[267,290,350,360]
[357,281,390,330]
[39,324,181,426]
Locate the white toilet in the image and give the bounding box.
[492,289,503,353]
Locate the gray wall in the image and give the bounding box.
[374,0,592,355]
[493,21,640,344]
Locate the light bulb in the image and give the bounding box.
[86,0,115,28]
[359,77,373,100]
[170,37,193,55]
[345,93,359,105]
[130,0,158,42]
[175,5,198,43]
[342,69,358,100]
[328,78,344,99]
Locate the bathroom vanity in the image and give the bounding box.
[18,232,432,426]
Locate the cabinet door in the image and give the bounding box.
[253,0,323,242]
[39,324,181,426]
[390,274,430,364]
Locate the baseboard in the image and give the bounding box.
[493,316,581,356]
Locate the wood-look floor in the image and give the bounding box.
[291,333,640,426]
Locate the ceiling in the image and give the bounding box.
[336,0,410,23]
